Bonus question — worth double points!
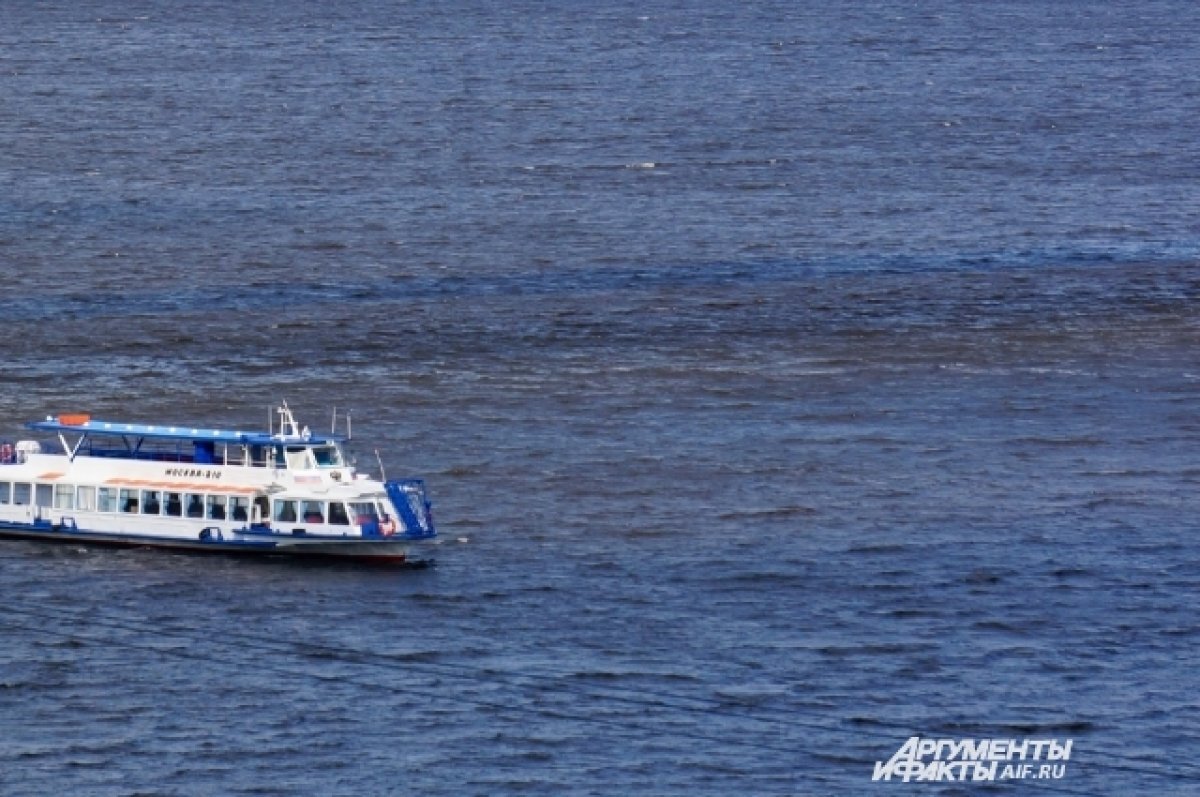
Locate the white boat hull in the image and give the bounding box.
[0,520,421,563]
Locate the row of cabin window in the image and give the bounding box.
[273,498,379,525]
[0,482,378,526]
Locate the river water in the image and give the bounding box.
[1,1,1198,794]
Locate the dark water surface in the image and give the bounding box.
[2,2,1199,794]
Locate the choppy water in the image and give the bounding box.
[2,2,1199,794]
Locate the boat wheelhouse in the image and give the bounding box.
[0,406,436,562]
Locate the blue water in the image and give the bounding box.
[1,2,1198,794]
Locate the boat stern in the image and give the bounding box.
[383,478,437,540]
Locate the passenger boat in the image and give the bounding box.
[0,405,436,563]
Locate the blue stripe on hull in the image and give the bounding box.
[0,521,416,563]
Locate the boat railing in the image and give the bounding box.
[78,446,278,469]
[0,439,250,468]
[85,447,199,464]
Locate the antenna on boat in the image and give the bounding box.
[375,449,386,481]
[276,400,301,438]
[330,406,353,439]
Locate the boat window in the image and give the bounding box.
[0,482,9,504]
[77,486,96,512]
[164,492,182,517]
[97,487,117,513]
[350,502,379,525]
[274,500,297,522]
[253,496,269,523]
[35,484,52,508]
[54,484,74,510]
[301,501,324,523]
[141,490,161,515]
[206,495,226,520]
[13,483,31,505]
[328,501,350,525]
[185,494,204,518]
[312,446,343,468]
[120,489,138,513]
[230,496,250,522]
[285,446,313,471]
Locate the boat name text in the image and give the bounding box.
[164,468,223,479]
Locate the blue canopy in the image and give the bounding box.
[26,417,344,446]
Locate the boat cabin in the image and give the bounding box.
[20,413,352,474]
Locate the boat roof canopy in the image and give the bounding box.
[26,417,345,447]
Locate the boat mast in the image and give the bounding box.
[276,401,301,438]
